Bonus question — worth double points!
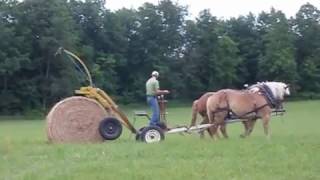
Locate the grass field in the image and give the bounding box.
[0,100,320,180]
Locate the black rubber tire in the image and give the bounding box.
[140,126,165,143]
[135,127,146,141]
[135,133,142,141]
[99,117,122,140]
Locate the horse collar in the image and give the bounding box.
[259,84,277,108]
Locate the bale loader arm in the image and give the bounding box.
[75,86,137,133]
[56,48,137,134]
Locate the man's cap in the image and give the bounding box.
[151,71,159,77]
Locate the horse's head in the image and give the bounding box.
[265,82,290,100]
[284,84,290,96]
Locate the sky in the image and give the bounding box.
[105,0,320,19]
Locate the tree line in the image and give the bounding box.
[0,0,320,114]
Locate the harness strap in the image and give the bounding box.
[210,89,272,120]
[260,84,277,108]
[212,103,270,120]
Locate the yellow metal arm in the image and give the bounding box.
[56,47,93,87]
[75,86,137,134]
[57,48,137,134]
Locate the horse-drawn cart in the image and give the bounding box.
[131,95,286,143]
[47,48,287,144]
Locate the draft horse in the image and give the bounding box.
[206,82,290,140]
[190,92,228,139]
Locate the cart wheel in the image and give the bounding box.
[99,117,122,140]
[140,126,165,143]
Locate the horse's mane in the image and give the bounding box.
[264,82,288,100]
[248,81,289,100]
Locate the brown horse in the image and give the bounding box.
[206,82,290,140]
[190,92,228,138]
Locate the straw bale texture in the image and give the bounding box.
[46,96,108,143]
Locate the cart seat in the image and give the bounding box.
[132,110,150,127]
[134,110,149,117]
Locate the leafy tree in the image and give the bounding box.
[0,0,31,113]
[120,1,188,100]
[225,13,262,85]
[0,0,320,114]
[182,10,240,97]
[211,35,242,88]
[257,8,297,84]
[17,0,80,109]
[294,3,320,92]
[182,10,220,97]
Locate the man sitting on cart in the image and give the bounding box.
[145,71,170,127]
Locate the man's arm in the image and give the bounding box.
[154,80,170,95]
[156,89,170,95]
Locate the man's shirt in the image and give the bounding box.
[146,77,159,96]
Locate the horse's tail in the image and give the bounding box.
[190,100,198,127]
[207,91,228,122]
[206,96,216,123]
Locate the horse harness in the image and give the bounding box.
[214,87,277,120]
[258,84,279,109]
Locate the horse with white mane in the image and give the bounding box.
[248,81,290,110]
[206,81,290,140]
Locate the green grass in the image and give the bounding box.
[1,100,320,180]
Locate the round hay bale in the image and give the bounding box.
[46,96,109,143]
